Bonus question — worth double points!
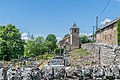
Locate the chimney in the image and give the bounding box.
[106,22,108,24]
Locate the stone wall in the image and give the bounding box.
[81,43,120,66]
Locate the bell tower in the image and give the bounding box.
[70,22,80,49]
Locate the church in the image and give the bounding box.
[59,22,80,52]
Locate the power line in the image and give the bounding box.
[99,0,111,17]
[96,0,111,29]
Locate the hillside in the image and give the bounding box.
[67,48,97,67]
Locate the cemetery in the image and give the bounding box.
[0,47,120,80]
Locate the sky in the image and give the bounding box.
[0,0,120,41]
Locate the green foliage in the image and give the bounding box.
[0,24,25,61]
[45,34,57,52]
[34,36,45,55]
[54,48,60,54]
[24,36,46,57]
[24,34,58,57]
[80,35,92,44]
[93,33,96,38]
[117,20,120,45]
[24,40,35,57]
[0,24,58,60]
[37,53,56,60]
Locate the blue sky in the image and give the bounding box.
[0,0,120,40]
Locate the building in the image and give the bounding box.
[59,22,80,52]
[96,17,120,46]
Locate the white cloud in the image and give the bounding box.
[80,33,87,36]
[100,18,111,25]
[80,33,92,36]
[57,37,62,42]
[21,33,29,41]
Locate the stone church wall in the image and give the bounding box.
[81,43,120,66]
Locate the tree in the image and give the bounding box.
[24,34,58,57]
[117,20,120,45]
[0,24,25,61]
[45,34,57,53]
[34,36,45,55]
[24,36,48,57]
[54,48,60,54]
[80,35,92,44]
[24,39,35,57]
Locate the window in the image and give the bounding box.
[105,35,107,40]
[75,29,76,32]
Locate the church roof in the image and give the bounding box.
[70,22,79,29]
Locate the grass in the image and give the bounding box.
[71,48,91,56]
[68,48,93,66]
[37,53,56,61]
[0,53,56,67]
[15,53,56,67]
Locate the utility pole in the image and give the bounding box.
[96,16,101,66]
[93,16,98,43]
[93,26,96,42]
[96,16,98,30]
[93,26,95,42]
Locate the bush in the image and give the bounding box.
[117,20,120,45]
[54,48,60,54]
[80,35,92,44]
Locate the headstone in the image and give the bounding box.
[0,63,3,68]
